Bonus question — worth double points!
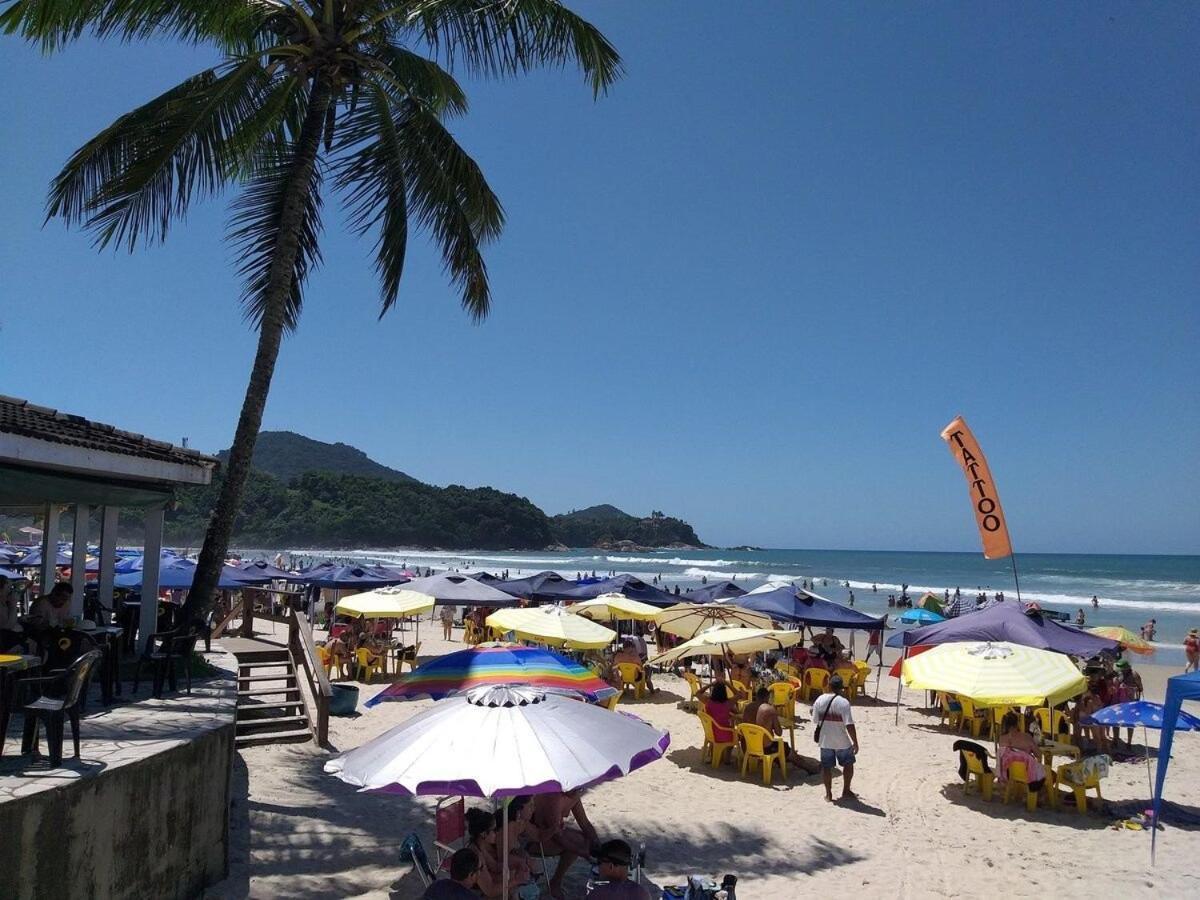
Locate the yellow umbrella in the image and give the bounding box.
[901,641,1086,707]
[648,625,805,666]
[335,588,435,619]
[654,603,771,640]
[1087,626,1153,655]
[486,605,617,650]
[570,593,661,623]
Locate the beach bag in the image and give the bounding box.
[813,696,830,743]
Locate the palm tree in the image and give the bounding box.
[3,0,620,622]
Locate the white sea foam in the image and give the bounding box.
[681,567,769,581]
[842,579,1200,615]
[603,556,755,568]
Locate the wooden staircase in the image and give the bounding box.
[233,647,312,748]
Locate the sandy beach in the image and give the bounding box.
[209,625,1200,899]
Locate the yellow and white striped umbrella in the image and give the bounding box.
[569,593,661,623]
[335,588,435,619]
[486,605,617,650]
[648,625,805,666]
[901,641,1086,707]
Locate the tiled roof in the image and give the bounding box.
[0,395,219,470]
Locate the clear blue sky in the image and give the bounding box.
[2,3,1197,554]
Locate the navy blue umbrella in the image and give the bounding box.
[115,560,248,590]
[233,559,298,583]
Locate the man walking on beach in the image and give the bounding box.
[813,674,859,802]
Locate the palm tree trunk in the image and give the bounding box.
[183,78,332,627]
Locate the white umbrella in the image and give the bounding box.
[648,624,806,666]
[654,602,771,640]
[326,685,669,894]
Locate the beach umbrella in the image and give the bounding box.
[114,559,247,591]
[334,587,435,619]
[1085,701,1200,795]
[400,572,519,607]
[1086,626,1153,655]
[233,559,298,582]
[916,592,945,614]
[486,605,616,650]
[899,608,945,625]
[654,602,771,640]
[901,641,1087,707]
[366,643,618,706]
[570,593,660,623]
[326,684,669,896]
[647,624,805,666]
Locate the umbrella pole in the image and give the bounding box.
[1145,724,1153,798]
[894,646,907,725]
[502,796,510,898]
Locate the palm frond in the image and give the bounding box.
[398,0,622,97]
[0,0,267,51]
[230,138,325,332]
[48,58,293,250]
[337,77,502,320]
[361,41,467,115]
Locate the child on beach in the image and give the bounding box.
[1185,628,1200,673]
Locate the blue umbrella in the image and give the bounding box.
[1084,700,1200,797]
[899,608,945,625]
[115,560,248,591]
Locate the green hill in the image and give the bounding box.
[552,506,707,549]
[218,431,417,484]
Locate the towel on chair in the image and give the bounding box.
[953,739,991,782]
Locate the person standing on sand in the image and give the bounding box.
[1184,629,1200,673]
[440,603,456,641]
[813,674,859,802]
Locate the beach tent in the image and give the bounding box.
[1152,670,1200,862]
[294,564,409,589]
[463,571,501,583]
[735,586,887,631]
[115,559,248,590]
[685,580,747,603]
[400,573,519,607]
[0,566,28,581]
[12,547,73,567]
[916,592,945,614]
[885,601,1118,656]
[489,571,578,602]
[232,559,297,583]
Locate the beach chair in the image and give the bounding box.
[682,670,702,702]
[1033,708,1069,740]
[434,797,466,867]
[393,641,421,674]
[833,667,857,703]
[990,705,1024,736]
[354,647,384,683]
[601,692,620,711]
[801,667,829,703]
[19,650,103,768]
[939,694,963,730]
[616,662,647,700]
[962,749,994,801]
[1002,760,1043,813]
[1056,762,1103,814]
[697,710,736,768]
[399,832,438,887]
[768,681,799,746]
[736,723,787,786]
[958,698,988,738]
[851,661,870,698]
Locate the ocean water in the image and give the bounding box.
[283,546,1199,665]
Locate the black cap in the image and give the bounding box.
[829,674,845,690]
[597,839,632,866]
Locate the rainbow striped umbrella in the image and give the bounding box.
[366,642,617,707]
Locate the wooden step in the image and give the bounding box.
[237,701,304,716]
[238,659,293,670]
[236,714,309,734]
[233,649,290,664]
[236,728,312,748]
[237,687,301,699]
[236,673,298,684]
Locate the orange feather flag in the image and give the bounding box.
[940,416,1013,560]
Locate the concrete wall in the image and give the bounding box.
[0,655,236,900]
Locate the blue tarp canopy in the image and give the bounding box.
[233,559,298,583]
[0,566,28,580]
[490,571,577,602]
[734,586,886,630]
[885,601,1120,656]
[399,573,519,607]
[558,574,680,608]
[1152,670,1200,862]
[685,580,747,603]
[115,560,248,590]
[12,547,73,567]
[294,564,408,589]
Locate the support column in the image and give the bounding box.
[40,504,61,596]
[98,506,120,624]
[140,505,165,653]
[70,504,90,617]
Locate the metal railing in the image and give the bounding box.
[287,609,331,746]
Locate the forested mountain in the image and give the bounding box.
[217,431,416,484]
[162,433,704,550]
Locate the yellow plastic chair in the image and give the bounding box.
[616,662,647,699]
[801,667,830,703]
[736,723,787,785]
[1056,763,1103,814]
[601,692,620,711]
[852,660,870,698]
[958,697,988,738]
[394,641,421,674]
[1034,708,1069,740]
[682,670,702,701]
[1003,760,1042,813]
[939,693,963,730]
[729,679,751,701]
[833,667,857,703]
[316,645,333,676]
[962,749,994,800]
[775,660,799,680]
[354,647,383,683]
[697,710,736,769]
[990,705,1025,736]
[768,682,799,746]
